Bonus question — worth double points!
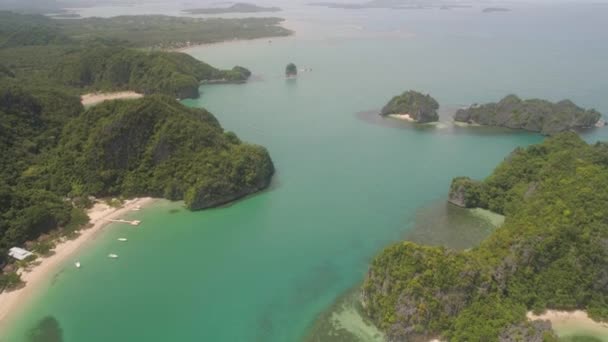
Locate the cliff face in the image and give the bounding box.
[380,90,439,123]
[362,133,608,341]
[447,177,481,208]
[184,144,275,210]
[454,95,602,135]
[42,95,274,210]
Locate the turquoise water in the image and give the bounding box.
[4,3,608,341]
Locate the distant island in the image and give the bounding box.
[183,3,281,14]
[286,63,298,77]
[454,95,603,135]
[482,7,511,13]
[363,133,608,341]
[0,11,291,50]
[380,90,439,123]
[309,0,429,9]
[0,11,289,99]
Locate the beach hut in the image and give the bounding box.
[8,247,34,261]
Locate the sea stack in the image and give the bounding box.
[285,63,297,78]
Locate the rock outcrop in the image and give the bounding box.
[448,177,481,208]
[454,95,602,135]
[380,90,439,123]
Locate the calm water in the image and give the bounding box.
[4,3,608,341]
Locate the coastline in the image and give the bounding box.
[527,310,608,338]
[172,34,293,53]
[0,197,156,329]
[81,91,144,107]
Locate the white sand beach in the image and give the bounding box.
[388,113,415,121]
[81,91,143,106]
[0,197,155,327]
[528,310,608,338]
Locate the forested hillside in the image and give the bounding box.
[0,11,279,288]
[454,95,602,135]
[363,133,608,341]
[39,96,274,210]
[0,11,291,49]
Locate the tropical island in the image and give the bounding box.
[0,11,278,291]
[362,133,608,341]
[454,95,604,135]
[183,3,282,14]
[380,90,439,123]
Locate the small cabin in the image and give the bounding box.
[8,247,34,261]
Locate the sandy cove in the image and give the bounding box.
[81,91,143,106]
[0,197,155,328]
[388,113,415,121]
[528,310,608,336]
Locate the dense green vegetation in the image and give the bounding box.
[0,42,250,99]
[380,90,439,123]
[0,83,274,287]
[454,95,603,135]
[0,80,87,287]
[362,133,608,341]
[0,12,261,98]
[0,11,291,49]
[183,3,281,14]
[286,63,297,77]
[38,95,274,210]
[0,12,278,288]
[50,45,251,98]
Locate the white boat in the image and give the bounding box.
[118,238,127,242]
[108,254,119,259]
[75,261,81,268]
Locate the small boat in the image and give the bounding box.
[108,254,119,259]
[75,261,81,268]
[118,238,127,242]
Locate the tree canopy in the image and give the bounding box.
[380,90,439,123]
[454,95,602,135]
[363,133,608,341]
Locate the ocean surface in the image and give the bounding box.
[4,2,608,341]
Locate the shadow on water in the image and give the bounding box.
[26,316,63,342]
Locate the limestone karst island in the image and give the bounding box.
[0,2,607,342]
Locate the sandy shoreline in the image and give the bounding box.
[388,114,416,122]
[0,197,155,328]
[388,113,415,121]
[81,91,143,106]
[528,310,608,337]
